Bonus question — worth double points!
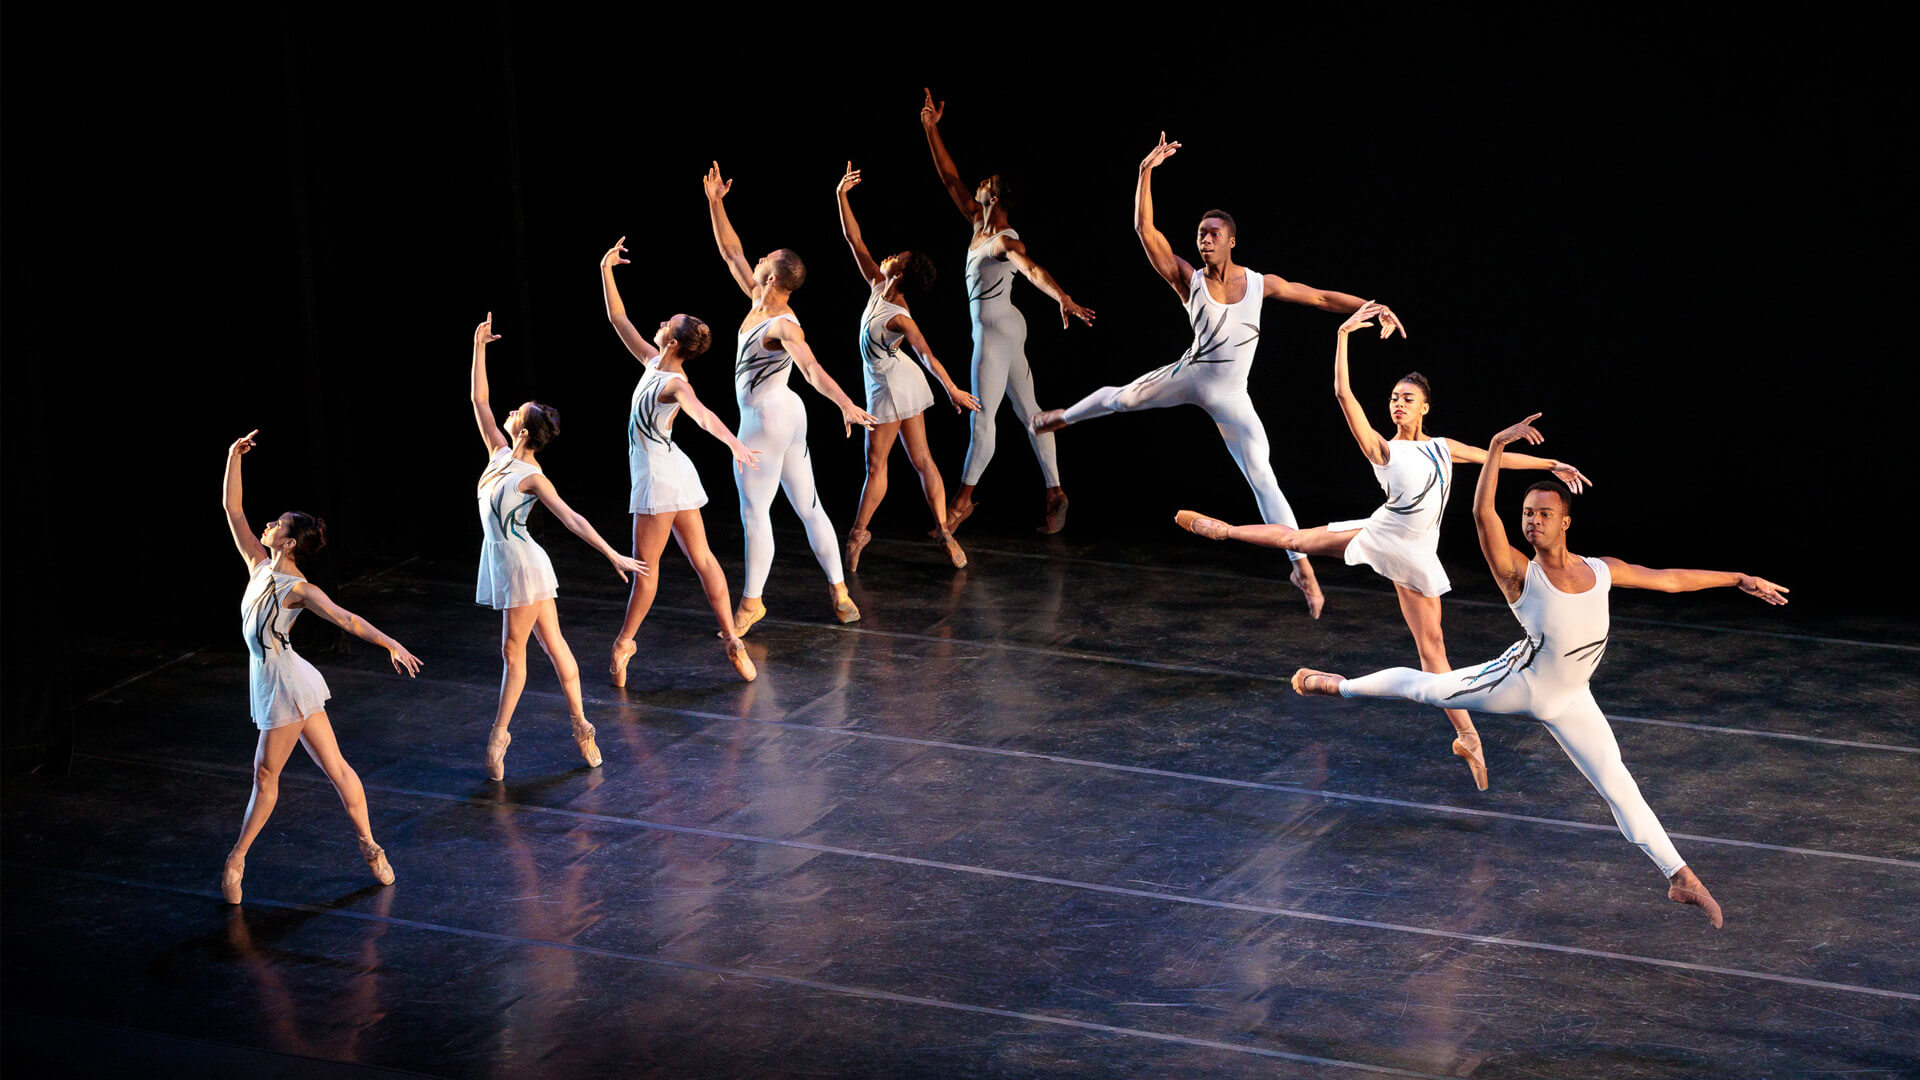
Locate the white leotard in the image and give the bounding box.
[628,360,707,514]
[241,560,331,729]
[733,313,843,597]
[961,228,1060,488]
[1327,438,1455,597]
[859,286,935,423]
[1339,557,1685,876]
[476,446,559,610]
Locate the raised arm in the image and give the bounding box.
[999,236,1095,328]
[1474,415,1543,602]
[889,313,980,413]
[1333,306,1392,465]
[601,237,659,363]
[521,473,648,582]
[470,314,509,453]
[767,321,878,435]
[1135,133,1194,301]
[1448,440,1592,492]
[1265,276,1409,337]
[835,162,884,286]
[920,89,981,224]
[284,580,423,677]
[705,162,756,297]
[1601,559,1790,604]
[222,430,270,570]
[661,378,763,470]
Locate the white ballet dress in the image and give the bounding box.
[859,285,935,423]
[1327,437,1455,597]
[241,560,331,730]
[476,446,559,610]
[629,359,708,514]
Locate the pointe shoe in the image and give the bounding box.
[1290,563,1326,620]
[733,598,766,637]
[932,501,975,538]
[571,715,603,769]
[1452,731,1490,791]
[1291,668,1344,696]
[1030,408,1068,435]
[831,586,861,624]
[722,633,758,682]
[1039,492,1068,535]
[358,835,395,887]
[936,529,968,569]
[846,527,872,573]
[609,638,637,688]
[1668,867,1725,929]
[1174,509,1232,540]
[221,853,245,905]
[485,727,511,782]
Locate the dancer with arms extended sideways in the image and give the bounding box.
[705,161,876,632]
[471,313,646,781]
[921,89,1093,535]
[600,238,763,685]
[1178,304,1592,788]
[1292,414,1790,928]
[835,161,980,572]
[219,429,422,904]
[1032,133,1406,618]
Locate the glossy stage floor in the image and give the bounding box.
[6,525,1917,1078]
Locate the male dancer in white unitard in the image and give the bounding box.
[922,90,1094,535]
[705,162,877,631]
[1032,134,1406,617]
[1293,414,1791,929]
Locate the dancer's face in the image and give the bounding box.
[260,513,297,551]
[753,253,776,287]
[1520,490,1571,551]
[504,402,535,438]
[654,314,687,351]
[1389,383,1429,429]
[1196,218,1235,265]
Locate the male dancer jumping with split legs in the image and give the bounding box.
[1032,133,1406,617]
[1293,414,1790,928]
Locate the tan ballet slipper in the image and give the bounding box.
[358,835,395,887]
[570,715,603,769]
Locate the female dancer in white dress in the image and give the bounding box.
[705,162,877,633]
[471,314,646,780]
[1177,304,1591,788]
[921,90,1094,535]
[600,238,762,686]
[835,162,980,572]
[219,430,422,904]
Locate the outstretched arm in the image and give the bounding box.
[1448,440,1592,492]
[223,431,270,570]
[522,473,648,582]
[890,313,980,413]
[1602,559,1790,604]
[1135,133,1195,301]
[1333,306,1392,466]
[1000,236,1095,328]
[769,321,878,436]
[470,314,510,453]
[284,581,423,677]
[1264,276,1407,337]
[1475,415,1542,602]
[836,163,884,286]
[601,238,659,363]
[705,162,756,297]
[662,379,763,470]
[920,89,981,224]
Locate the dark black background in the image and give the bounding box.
[6,9,1910,674]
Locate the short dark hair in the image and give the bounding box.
[1396,371,1432,403]
[1198,209,1237,238]
[769,248,806,291]
[282,511,327,556]
[522,402,561,451]
[670,316,712,359]
[979,174,1013,211]
[899,251,937,296]
[1525,478,1573,512]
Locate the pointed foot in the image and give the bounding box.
[1174,509,1232,541]
[358,835,395,887]
[221,853,245,905]
[1290,562,1326,619]
[722,633,758,682]
[733,598,766,637]
[571,715,603,769]
[1452,731,1490,791]
[1291,668,1344,696]
[609,638,637,688]
[485,726,511,782]
[846,527,872,573]
[1668,866,1724,929]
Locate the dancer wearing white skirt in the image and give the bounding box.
[835,161,980,572]
[1291,415,1790,929]
[219,430,421,905]
[1177,304,1590,788]
[600,238,763,687]
[471,314,646,781]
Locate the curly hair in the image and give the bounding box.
[521,403,561,451]
[669,315,712,359]
[898,251,938,296]
[282,511,328,556]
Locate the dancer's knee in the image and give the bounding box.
[252,761,281,795]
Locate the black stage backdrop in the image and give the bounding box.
[4,10,1911,761]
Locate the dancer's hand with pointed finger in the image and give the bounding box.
[1140,132,1181,173]
[920,88,944,127]
[1338,302,1386,336]
[704,162,732,201]
[1059,297,1096,328]
[841,403,879,436]
[1373,304,1409,340]
[608,553,648,581]
[388,644,423,678]
[601,237,630,269]
[475,314,501,345]
[1737,575,1791,605]
[731,443,764,470]
[1491,413,1545,449]
[837,163,862,195]
[229,430,259,457]
[1549,461,1592,493]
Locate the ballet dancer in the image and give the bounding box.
[1177,304,1592,788]
[1032,133,1406,618]
[835,161,981,572]
[1292,415,1790,928]
[704,161,877,633]
[219,429,422,904]
[600,238,763,685]
[471,313,646,780]
[921,89,1094,535]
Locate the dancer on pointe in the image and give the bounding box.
[1177,303,1592,789]
[835,161,980,572]
[921,89,1094,535]
[219,429,422,904]
[705,162,877,633]
[1032,133,1406,617]
[600,238,763,686]
[471,313,646,781]
[1292,415,1790,928]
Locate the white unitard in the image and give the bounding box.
[859,286,935,423]
[1327,438,1455,597]
[1060,265,1303,560]
[961,229,1061,488]
[1338,557,1686,876]
[733,313,844,597]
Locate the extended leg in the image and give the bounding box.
[776,435,846,586]
[612,512,678,686]
[297,711,394,885]
[224,721,307,902]
[532,598,601,769]
[849,422,901,571]
[674,508,757,681]
[1203,390,1322,616]
[900,414,965,567]
[1177,511,1358,558]
[488,603,542,780]
[1395,585,1486,790]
